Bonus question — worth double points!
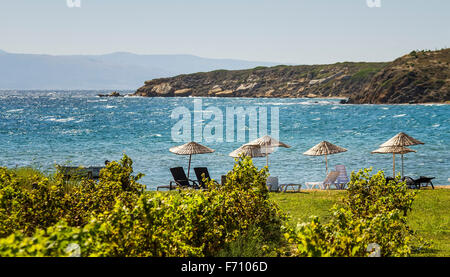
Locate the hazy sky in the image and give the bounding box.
[1,0,449,64]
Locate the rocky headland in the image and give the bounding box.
[133,49,450,104]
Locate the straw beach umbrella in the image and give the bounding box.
[380,132,424,148]
[229,144,268,158]
[371,146,416,177]
[379,132,424,178]
[169,142,214,178]
[245,135,291,167]
[303,141,347,174]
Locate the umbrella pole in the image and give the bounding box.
[187,154,192,179]
[325,154,328,175]
[393,153,395,177]
[401,154,404,178]
[266,145,269,168]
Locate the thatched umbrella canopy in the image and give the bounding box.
[379,132,424,177]
[380,132,424,148]
[245,135,291,167]
[169,142,214,178]
[371,146,416,177]
[229,144,268,158]
[303,141,347,174]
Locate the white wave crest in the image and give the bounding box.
[393,114,407,118]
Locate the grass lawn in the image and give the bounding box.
[270,188,450,257]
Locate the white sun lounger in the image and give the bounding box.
[305,171,340,190]
[335,165,350,189]
[266,176,281,192]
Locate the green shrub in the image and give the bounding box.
[284,168,427,257]
[217,225,273,257]
[0,156,286,257]
[351,67,382,81]
[63,156,144,226]
[0,160,427,257]
[0,154,144,237]
[9,167,48,189]
[202,157,287,254]
[344,169,416,217]
[0,167,66,237]
[0,222,88,257]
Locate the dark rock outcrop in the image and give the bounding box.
[98,91,123,97]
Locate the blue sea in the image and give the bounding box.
[1,90,449,189]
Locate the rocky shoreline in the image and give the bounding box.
[132,49,450,104]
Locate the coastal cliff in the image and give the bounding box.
[134,49,450,104]
[347,49,450,104]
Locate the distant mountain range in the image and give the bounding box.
[0,50,278,89]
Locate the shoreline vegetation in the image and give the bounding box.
[0,155,448,257]
[132,48,450,104]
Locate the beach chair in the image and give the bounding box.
[335,165,349,189]
[221,175,227,186]
[402,176,435,189]
[305,171,340,190]
[322,171,340,189]
[86,166,105,180]
[417,176,435,189]
[56,165,105,181]
[385,176,396,184]
[194,167,218,189]
[56,166,88,181]
[157,167,199,191]
[280,182,302,192]
[402,176,419,189]
[266,177,281,192]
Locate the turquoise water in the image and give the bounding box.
[1,90,449,189]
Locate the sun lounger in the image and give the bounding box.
[335,165,349,189]
[402,176,435,189]
[305,171,340,190]
[56,165,105,181]
[402,176,417,189]
[221,175,227,186]
[304,181,323,190]
[417,176,435,189]
[280,183,302,192]
[266,177,281,192]
[157,167,199,191]
[194,167,218,189]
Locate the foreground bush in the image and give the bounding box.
[0,155,143,237]
[0,159,428,257]
[0,156,285,257]
[284,168,428,257]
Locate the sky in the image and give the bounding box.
[0,0,449,64]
